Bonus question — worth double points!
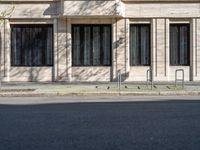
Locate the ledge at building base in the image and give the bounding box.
[0,90,200,97]
[0,82,199,97]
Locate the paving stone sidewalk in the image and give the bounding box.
[0,82,200,97]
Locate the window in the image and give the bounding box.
[130,24,151,66]
[170,24,190,66]
[11,24,53,66]
[72,25,111,66]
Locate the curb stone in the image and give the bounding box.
[0,91,200,97]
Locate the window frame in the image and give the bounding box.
[10,24,54,67]
[72,24,112,67]
[169,23,190,66]
[129,24,151,66]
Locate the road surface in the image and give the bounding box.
[0,96,200,150]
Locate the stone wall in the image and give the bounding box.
[0,0,200,82]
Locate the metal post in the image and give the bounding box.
[117,70,121,91]
[150,69,153,90]
[146,69,149,87]
[175,69,184,89]
[146,69,153,90]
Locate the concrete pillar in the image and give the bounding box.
[165,18,170,80]
[112,18,126,81]
[57,18,67,81]
[191,18,197,81]
[151,19,156,81]
[53,18,58,81]
[0,20,5,81]
[4,19,10,82]
[66,18,72,81]
[125,18,130,78]
[154,19,166,81]
[196,19,200,81]
[112,18,117,81]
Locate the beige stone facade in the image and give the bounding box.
[0,0,200,82]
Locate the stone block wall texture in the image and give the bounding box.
[0,0,200,82]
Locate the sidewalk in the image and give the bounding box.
[0,82,200,97]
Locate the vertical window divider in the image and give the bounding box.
[80,26,84,65]
[178,27,180,65]
[100,26,103,65]
[139,26,142,65]
[71,26,74,66]
[30,27,33,67]
[90,25,93,66]
[21,28,24,66]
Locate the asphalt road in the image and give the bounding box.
[0,97,200,150]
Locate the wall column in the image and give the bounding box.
[191,18,197,81]
[4,19,10,82]
[112,18,126,81]
[151,19,156,82]
[112,18,117,81]
[66,18,72,81]
[57,18,67,81]
[0,20,5,82]
[154,19,167,81]
[165,18,170,81]
[196,18,200,81]
[125,18,130,78]
[53,18,58,81]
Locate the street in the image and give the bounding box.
[0,97,200,150]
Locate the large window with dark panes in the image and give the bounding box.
[170,24,190,66]
[72,25,111,66]
[11,24,53,66]
[130,24,151,66]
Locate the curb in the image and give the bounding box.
[0,91,200,97]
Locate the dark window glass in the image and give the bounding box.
[72,25,111,66]
[11,24,53,66]
[170,24,190,66]
[130,24,151,66]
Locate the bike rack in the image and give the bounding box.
[0,78,1,90]
[146,69,153,90]
[117,70,122,91]
[175,69,184,89]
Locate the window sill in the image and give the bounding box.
[170,65,190,66]
[11,66,53,67]
[72,66,111,67]
[130,65,151,67]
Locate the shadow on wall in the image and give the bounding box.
[43,0,119,17]
[113,35,130,82]
[10,67,53,82]
[43,2,59,16]
[61,0,121,16]
[18,1,58,18]
[72,67,110,82]
[11,1,125,82]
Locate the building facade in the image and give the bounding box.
[0,0,200,82]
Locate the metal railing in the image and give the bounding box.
[117,70,122,91]
[175,69,184,89]
[146,69,153,90]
